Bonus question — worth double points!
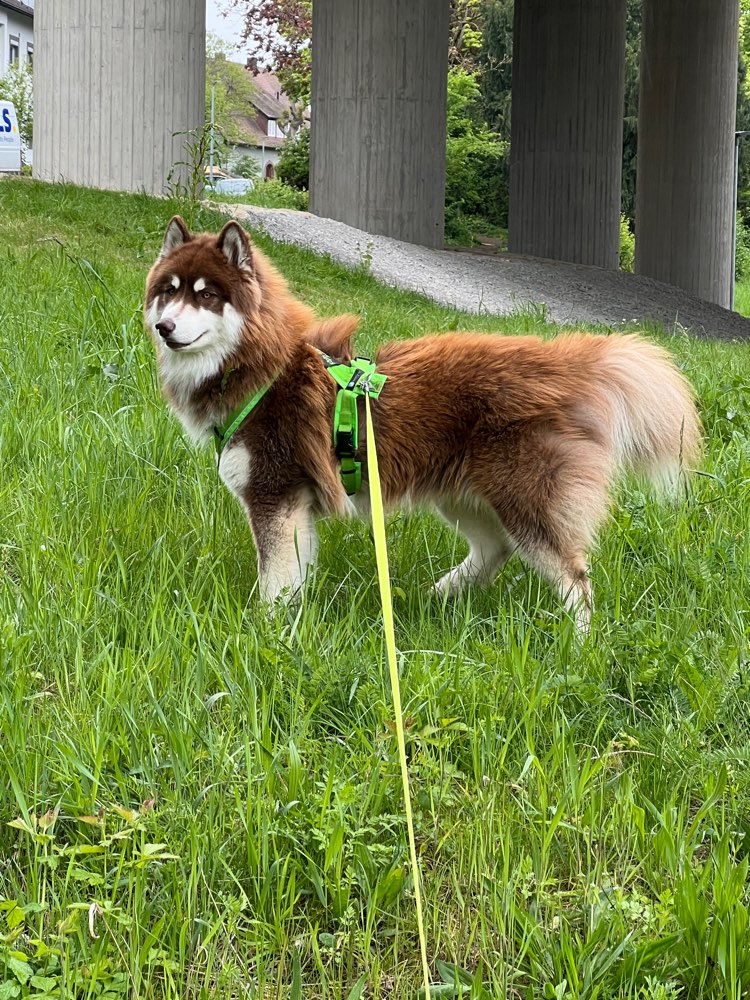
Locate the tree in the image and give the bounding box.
[205,34,259,167]
[620,0,641,224]
[277,99,308,141]
[226,1,312,104]
[0,63,33,167]
[736,8,750,221]
[233,154,261,180]
[445,68,508,238]
[449,0,484,70]
[478,0,513,139]
[276,126,309,189]
[205,35,258,141]
[227,0,489,100]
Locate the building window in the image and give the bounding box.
[267,118,284,139]
[9,35,20,66]
[26,43,33,68]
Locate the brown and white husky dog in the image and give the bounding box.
[144,216,701,630]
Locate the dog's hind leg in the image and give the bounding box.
[524,547,594,634]
[250,488,318,603]
[475,434,608,633]
[434,496,513,597]
[486,487,600,634]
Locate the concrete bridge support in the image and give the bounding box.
[635,0,738,307]
[34,0,205,195]
[309,0,450,249]
[508,0,627,269]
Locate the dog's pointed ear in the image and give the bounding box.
[160,216,191,258]
[217,221,253,271]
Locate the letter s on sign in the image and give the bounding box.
[0,109,11,132]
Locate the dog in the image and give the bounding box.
[145,216,701,630]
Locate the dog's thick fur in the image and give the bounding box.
[145,217,701,629]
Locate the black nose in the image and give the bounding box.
[156,319,175,338]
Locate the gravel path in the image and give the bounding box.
[212,203,750,341]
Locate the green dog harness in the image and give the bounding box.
[213,352,387,497]
[214,380,275,456]
[318,351,387,496]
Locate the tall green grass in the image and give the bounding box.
[733,276,750,319]
[1,178,749,999]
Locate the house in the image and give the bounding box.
[227,63,307,180]
[0,0,33,76]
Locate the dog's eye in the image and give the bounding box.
[200,290,214,301]
[164,286,176,296]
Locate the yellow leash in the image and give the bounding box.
[365,392,432,1000]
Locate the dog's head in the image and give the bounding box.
[144,216,257,359]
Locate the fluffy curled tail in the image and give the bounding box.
[600,336,701,493]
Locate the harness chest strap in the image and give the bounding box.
[318,352,387,496]
[213,353,387,497]
[214,381,274,456]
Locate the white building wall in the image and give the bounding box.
[34,0,205,195]
[0,7,34,77]
[228,143,280,179]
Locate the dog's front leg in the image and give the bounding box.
[249,489,318,603]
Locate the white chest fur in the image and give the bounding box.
[172,406,216,444]
[218,439,252,500]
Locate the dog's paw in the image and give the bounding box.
[433,571,461,599]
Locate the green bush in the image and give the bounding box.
[735,212,750,281]
[249,179,308,210]
[277,128,310,190]
[233,155,260,181]
[620,214,635,272]
[205,179,308,210]
[444,208,476,245]
[445,69,508,243]
[445,135,508,232]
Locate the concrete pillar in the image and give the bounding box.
[508,0,626,269]
[34,0,205,195]
[636,0,738,307]
[310,0,449,249]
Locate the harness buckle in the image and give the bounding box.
[335,428,356,457]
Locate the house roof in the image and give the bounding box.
[0,0,34,18]
[245,69,291,121]
[230,112,285,149]
[253,72,290,107]
[250,88,288,122]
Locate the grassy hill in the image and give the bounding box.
[1,178,749,999]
